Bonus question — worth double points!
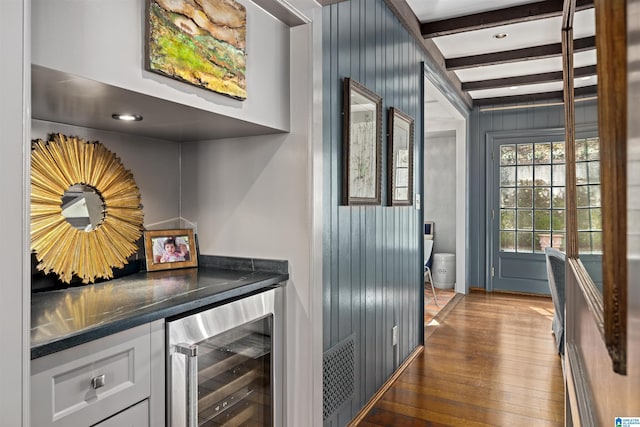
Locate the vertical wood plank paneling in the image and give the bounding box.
[374,0,384,393]
[385,2,396,374]
[399,29,407,362]
[362,0,374,401]
[337,1,352,350]
[331,3,341,350]
[394,14,405,363]
[533,103,547,128]
[364,207,374,398]
[322,0,451,423]
[373,1,382,390]
[351,5,362,398]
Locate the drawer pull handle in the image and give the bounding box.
[91,374,106,390]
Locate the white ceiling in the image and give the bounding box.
[406,0,597,102]
[425,76,465,136]
[409,0,535,22]
[432,9,594,57]
[454,50,597,82]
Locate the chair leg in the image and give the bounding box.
[426,267,438,306]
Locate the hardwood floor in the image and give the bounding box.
[358,292,564,427]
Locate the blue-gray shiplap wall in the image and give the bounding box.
[468,99,599,288]
[321,0,450,424]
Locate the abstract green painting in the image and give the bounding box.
[146,0,247,100]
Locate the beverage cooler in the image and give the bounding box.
[167,288,283,427]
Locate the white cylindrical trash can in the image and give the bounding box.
[432,253,455,289]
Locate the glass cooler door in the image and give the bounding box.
[168,289,280,427]
[195,317,272,426]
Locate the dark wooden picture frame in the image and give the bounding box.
[144,229,198,272]
[342,78,382,205]
[387,107,414,206]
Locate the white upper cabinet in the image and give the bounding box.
[31,0,295,141]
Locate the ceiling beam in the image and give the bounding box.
[462,64,596,91]
[472,85,597,106]
[382,0,473,109]
[446,35,595,70]
[421,0,593,38]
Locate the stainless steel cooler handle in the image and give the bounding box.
[175,343,199,427]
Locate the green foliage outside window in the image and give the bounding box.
[498,138,601,254]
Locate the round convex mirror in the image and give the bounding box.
[61,184,105,231]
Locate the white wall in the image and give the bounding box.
[180,21,319,426]
[180,129,313,427]
[31,0,290,132]
[424,76,468,294]
[0,0,29,424]
[31,121,182,229]
[424,131,456,254]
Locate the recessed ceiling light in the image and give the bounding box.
[112,113,143,121]
[579,76,592,80]
[509,86,519,90]
[493,33,508,39]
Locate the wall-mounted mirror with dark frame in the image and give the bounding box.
[563,0,627,375]
[594,0,627,375]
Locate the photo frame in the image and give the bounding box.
[387,107,414,206]
[144,229,198,272]
[342,78,382,205]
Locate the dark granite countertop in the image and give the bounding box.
[31,256,288,359]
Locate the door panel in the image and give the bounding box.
[488,131,566,294]
[495,253,549,293]
[488,131,600,294]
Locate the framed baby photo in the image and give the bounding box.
[144,229,198,272]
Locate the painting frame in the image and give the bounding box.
[144,229,198,272]
[342,78,382,206]
[144,0,247,100]
[387,107,414,206]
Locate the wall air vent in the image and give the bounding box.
[322,335,355,420]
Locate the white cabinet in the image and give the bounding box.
[31,321,165,427]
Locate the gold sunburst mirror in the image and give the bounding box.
[31,133,144,284]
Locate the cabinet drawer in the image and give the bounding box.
[31,324,151,427]
[94,399,149,427]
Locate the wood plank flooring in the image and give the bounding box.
[358,292,564,427]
